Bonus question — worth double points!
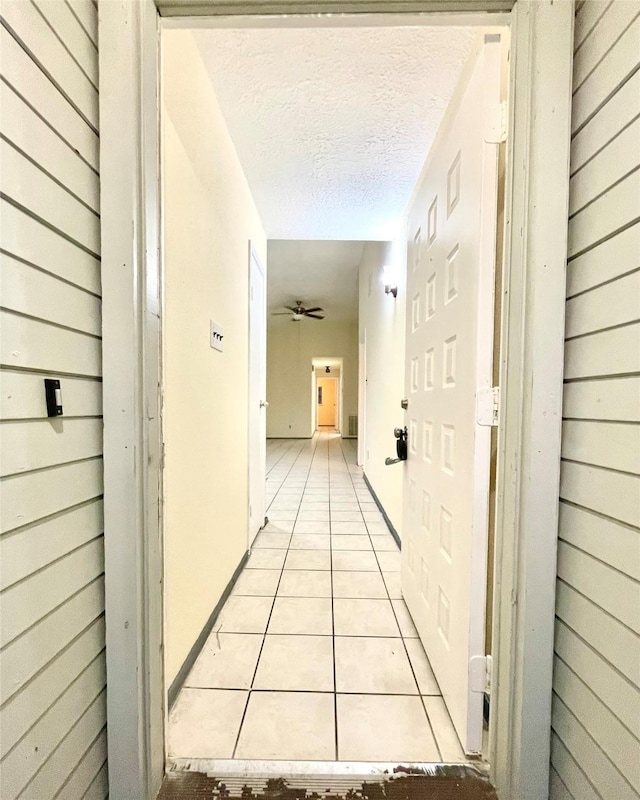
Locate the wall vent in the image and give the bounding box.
[348,415,358,437]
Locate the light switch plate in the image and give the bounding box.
[210,320,224,352]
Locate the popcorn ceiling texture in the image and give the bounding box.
[193,26,476,240]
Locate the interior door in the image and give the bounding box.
[400,37,501,755]
[317,377,337,426]
[248,245,267,546]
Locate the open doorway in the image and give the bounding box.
[161,22,507,775]
[313,358,343,434]
[103,2,572,796]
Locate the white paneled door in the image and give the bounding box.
[249,245,267,546]
[401,37,502,755]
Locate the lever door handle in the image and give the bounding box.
[385,456,403,465]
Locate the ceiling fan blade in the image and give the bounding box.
[303,307,323,314]
[271,311,293,315]
[306,313,325,320]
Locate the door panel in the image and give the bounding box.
[317,377,337,427]
[249,246,266,545]
[401,37,501,755]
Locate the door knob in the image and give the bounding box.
[260,400,269,408]
[385,426,408,465]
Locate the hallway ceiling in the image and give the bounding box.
[193,25,476,240]
[268,240,363,322]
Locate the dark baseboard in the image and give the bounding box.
[362,473,402,550]
[168,549,249,710]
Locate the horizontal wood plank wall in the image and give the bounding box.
[0,1,107,798]
[550,1,640,799]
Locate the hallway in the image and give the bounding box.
[168,434,467,765]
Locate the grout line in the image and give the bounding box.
[231,433,321,759]
[336,436,445,762]
[327,433,339,761]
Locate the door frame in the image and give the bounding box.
[357,330,366,465]
[99,2,573,799]
[316,374,339,431]
[248,242,267,546]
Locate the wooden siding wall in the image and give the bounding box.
[550,2,640,799]
[0,1,107,798]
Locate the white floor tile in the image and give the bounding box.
[333,598,400,637]
[335,637,418,694]
[290,533,331,550]
[299,501,330,511]
[265,510,298,521]
[332,571,387,599]
[331,511,364,522]
[370,535,399,552]
[235,692,335,760]
[423,696,466,761]
[232,569,281,596]
[263,520,295,534]
[392,599,419,638]
[294,520,330,534]
[365,521,390,535]
[278,570,332,598]
[336,694,439,762]
[168,688,247,758]
[376,551,402,571]
[382,571,403,599]
[253,532,291,549]
[363,511,385,523]
[332,551,379,571]
[404,639,441,695]
[297,510,330,522]
[216,596,273,634]
[284,550,332,571]
[330,502,361,511]
[186,633,263,689]
[246,549,287,570]
[331,535,372,551]
[331,521,368,535]
[253,635,334,691]
[268,597,333,635]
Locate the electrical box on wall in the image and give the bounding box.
[210,320,224,352]
[44,379,63,416]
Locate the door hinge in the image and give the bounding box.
[485,99,508,144]
[470,654,492,694]
[476,386,500,427]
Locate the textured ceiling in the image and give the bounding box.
[267,240,364,322]
[193,25,476,240]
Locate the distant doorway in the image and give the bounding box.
[313,358,343,433]
[317,376,338,428]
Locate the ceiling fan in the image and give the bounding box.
[272,301,325,321]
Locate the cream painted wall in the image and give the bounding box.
[267,320,358,438]
[162,30,267,686]
[358,240,407,535]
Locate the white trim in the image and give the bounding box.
[248,241,267,545]
[99,1,164,799]
[161,11,511,28]
[100,2,573,797]
[489,2,573,798]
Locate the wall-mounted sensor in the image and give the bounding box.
[44,379,63,417]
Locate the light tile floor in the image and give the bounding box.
[169,433,466,764]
